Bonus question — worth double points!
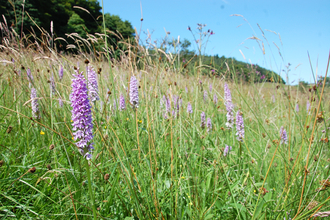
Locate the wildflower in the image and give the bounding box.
[187,26,191,31]
[187,102,193,114]
[59,65,63,81]
[203,91,208,102]
[87,65,99,102]
[31,88,40,119]
[213,94,218,104]
[207,118,212,132]
[280,126,288,145]
[40,131,45,135]
[70,69,94,160]
[161,95,171,119]
[129,75,139,109]
[295,103,299,112]
[27,68,33,82]
[50,75,56,95]
[165,95,171,114]
[201,112,206,129]
[119,94,126,110]
[260,75,265,80]
[209,84,212,92]
[272,95,275,103]
[173,95,180,118]
[59,97,63,107]
[236,111,244,142]
[185,86,188,93]
[223,145,232,156]
[306,101,310,114]
[224,83,234,128]
[173,95,179,111]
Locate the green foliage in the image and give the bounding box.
[102,13,135,57]
[0,0,134,51]
[318,76,330,87]
[103,13,135,40]
[67,12,89,37]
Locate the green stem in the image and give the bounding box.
[85,159,97,220]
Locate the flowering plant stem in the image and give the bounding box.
[238,142,242,175]
[85,159,97,220]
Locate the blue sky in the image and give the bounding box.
[103,0,330,84]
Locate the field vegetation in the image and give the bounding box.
[0,1,330,219]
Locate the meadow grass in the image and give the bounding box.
[1,15,330,220]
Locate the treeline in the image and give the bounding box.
[0,0,135,50]
[152,38,285,84]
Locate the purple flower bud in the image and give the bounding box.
[209,84,212,92]
[272,95,275,103]
[306,101,310,114]
[87,65,99,102]
[280,126,288,145]
[187,102,193,114]
[27,68,33,83]
[224,84,234,128]
[129,75,139,109]
[31,88,40,119]
[185,86,188,93]
[59,97,63,107]
[213,94,218,104]
[59,65,63,81]
[201,112,206,129]
[224,145,232,156]
[50,75,56,95]
[295,103,299,112]
[165,95,171,114]
[207,118,212,132]
[236,111,244,142]
[119,94,126,110]
[70,70,94,160]
[203,90,208,102]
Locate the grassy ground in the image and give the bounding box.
[1,24,330,220]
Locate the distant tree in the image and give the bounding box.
[102,13,135,56]
[67,12,89,37]
[317,76,330,87]
[103,13,134,42]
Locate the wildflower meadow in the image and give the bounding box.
[1,2,330,220]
